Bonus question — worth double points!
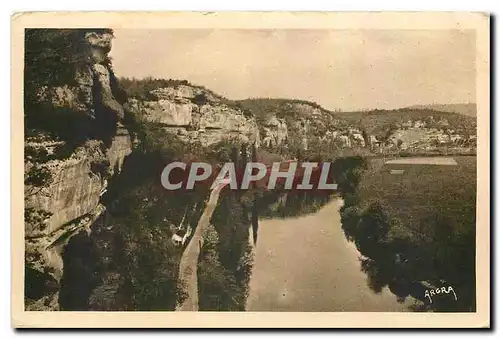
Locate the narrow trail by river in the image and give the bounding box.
[175,184,226,311]
[246,198,413,312]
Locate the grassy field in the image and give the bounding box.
[357,156,476,240]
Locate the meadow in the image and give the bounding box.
[357,156,476,239]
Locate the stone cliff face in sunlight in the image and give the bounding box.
[24,29,132,310]
[25,133,131,235]
[261,116,288,148]
[127,85,261,146]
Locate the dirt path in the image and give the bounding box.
[175,184,226,311]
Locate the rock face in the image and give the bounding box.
[85,30,114,64]
[25,155,102,235]
[93,64,125,119]
[262,116,288,148]
[235,99,360,152]
[128,85,260,146]
[267,102,349,151]
[141,99,195,126]
[25,130,131,236]
[24,29,132,311]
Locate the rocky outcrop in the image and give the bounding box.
[93,64,125,119]
[128,85,260,146]
[24,29,132,311]
[33,31,120,121]
[85,31,113,64]
[140,99,195,126]
[25,129,131,236]
[262,116,288,148]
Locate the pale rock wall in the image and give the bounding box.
[130,85,260,146]
[25,157,102,235]
[107,125,133,174]
[262,116,288,148]
[142,100,195,126]
[25,125,131,236]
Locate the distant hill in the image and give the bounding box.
[238,98,477,138]
[336,108,476,138]
[407,103,477,117]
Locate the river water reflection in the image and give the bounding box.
[246,198,413,311]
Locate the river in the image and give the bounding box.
[246,198,413,312]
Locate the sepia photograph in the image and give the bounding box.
[11,12,490,328]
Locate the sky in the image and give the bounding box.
[110,29,476,111]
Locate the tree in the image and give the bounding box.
[356,202,389,259]
[340,205,361,241]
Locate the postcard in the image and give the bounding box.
[12,11,490,328]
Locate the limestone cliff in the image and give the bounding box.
[24,29,132,310]
[261,116,288,148]
[126,85,260,146]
